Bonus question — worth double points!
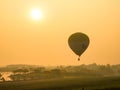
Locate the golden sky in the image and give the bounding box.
[0,0,120,66]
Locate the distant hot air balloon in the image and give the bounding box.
[68,32,90,61]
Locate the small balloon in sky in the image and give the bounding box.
[68,32,90,61]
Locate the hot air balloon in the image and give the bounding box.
[68,32,90,61]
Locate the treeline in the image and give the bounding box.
[1,63,120,81]
[0,64,40,72]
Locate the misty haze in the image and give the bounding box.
[0,0,120,90]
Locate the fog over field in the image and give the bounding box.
[0,0,120,90]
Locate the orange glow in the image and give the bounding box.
[0,0,120,66]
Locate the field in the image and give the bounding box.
[0,76,120,90]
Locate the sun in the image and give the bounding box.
[31,8,42,20]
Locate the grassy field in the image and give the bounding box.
[0,76,120,90]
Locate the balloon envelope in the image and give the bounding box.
[68,32,90,57]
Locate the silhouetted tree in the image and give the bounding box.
[13,69,29,74]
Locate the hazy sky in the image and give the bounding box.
[0,0,120,66]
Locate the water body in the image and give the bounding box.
[0,72,13,81]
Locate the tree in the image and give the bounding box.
[0,73,2,78]
[13,69,29,74]
[33,67,45,73]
